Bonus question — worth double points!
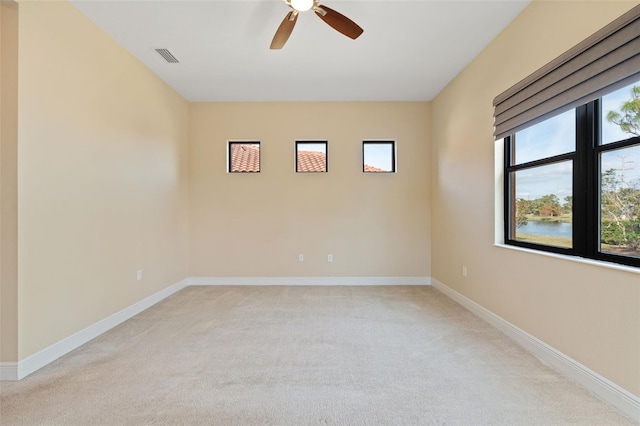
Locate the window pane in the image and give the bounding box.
[514,109,575,165]
[296,141,327,173]
[363,141,395,172]
[600,144,640,258]
[511,161,573,248]
[601,80,640,145]
[229,142,260,172]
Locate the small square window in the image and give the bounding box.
[229,141,260,173]
[363,141,395,173]
[296,141,327,173]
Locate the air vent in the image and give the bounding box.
[155,48,179,64]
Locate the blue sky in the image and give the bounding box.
[297,142,326,153]
[363,143,394,171]
[514,81,640,202]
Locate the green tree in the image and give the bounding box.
[538,194,562,217]
[515,198,529,228]
[603,85,640,252]
[601,169,640,249]
[562,195,573,214]
[606,85,640,137]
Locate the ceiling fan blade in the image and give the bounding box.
[270,11,298,49]
[315,5,363,40]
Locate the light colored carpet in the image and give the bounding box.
[0,286,635,425]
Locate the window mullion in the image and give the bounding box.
[574,103,597,258]
[504,136,513,243]
[586,101,600,260]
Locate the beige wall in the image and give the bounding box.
[1,0,19,363]
[189,102,430,278]
[4,0,638,403]
[16,1,189,359]
[432,0,640,395]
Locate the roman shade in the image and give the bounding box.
[493,4,640,140]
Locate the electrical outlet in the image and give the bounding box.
[328,254,333,262]
[298,254,304,262]
[462,266,467,277]
[137,269,143,281]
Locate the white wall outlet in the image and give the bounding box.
[136,269,143,281]
[462,266,468,277]
[328,254,333,262]
[298,254,304,262]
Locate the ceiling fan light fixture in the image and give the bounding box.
[271,0,363,49]
[291,0,313,12]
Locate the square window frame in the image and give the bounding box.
[295,140,328,173]
[362,140,396,173]
[228,141,261,173]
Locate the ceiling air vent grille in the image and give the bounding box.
[155,48,179,64]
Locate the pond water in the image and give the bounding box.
[517,220,572,238]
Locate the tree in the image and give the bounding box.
[602,85,640,252]
[515,198,529,228]
[538,194,562,217]
[562,195,572,214]
[606,85,640,137]
[601,168,640,249]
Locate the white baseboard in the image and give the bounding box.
[189,276,431,286]
[0,362,18,381]
[431,278,640,422]
[0,279,189,381]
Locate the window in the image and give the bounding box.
[363,141,395,173]
[229,141,260,173]
[504,80,640,267]
[506,110,575,250]
[296,141,327,173]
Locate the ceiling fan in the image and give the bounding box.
[270,0,364,49]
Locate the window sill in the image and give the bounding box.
[494,243,640,275]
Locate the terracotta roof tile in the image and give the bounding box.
[297,150,327,172]
[364,164,386,172]
[230,143,260,172]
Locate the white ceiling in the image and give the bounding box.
[70,0,530,102]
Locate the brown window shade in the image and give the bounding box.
[493,4,640,140]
